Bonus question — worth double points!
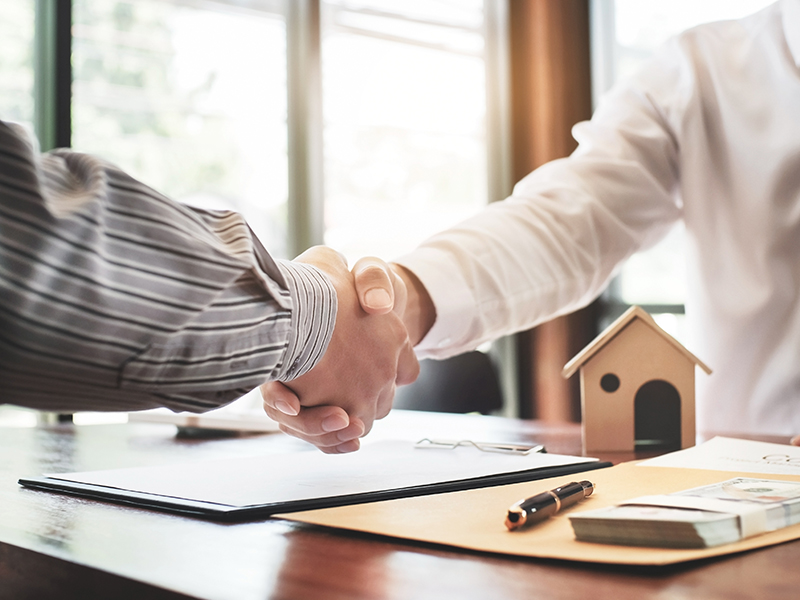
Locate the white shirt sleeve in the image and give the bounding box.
[395,42,688,359]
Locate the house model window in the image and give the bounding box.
[562,306,712,454]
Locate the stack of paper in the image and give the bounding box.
[570,477,800,548]
[128,388,281,433]
[19,440,606,520]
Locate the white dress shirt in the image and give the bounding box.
[397,0,800,436]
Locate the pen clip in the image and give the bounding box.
[415,438,545,455]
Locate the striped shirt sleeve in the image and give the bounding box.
[0,120,336,413]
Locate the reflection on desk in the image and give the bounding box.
[1,410,799,600]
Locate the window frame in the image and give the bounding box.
[34,0,72,151]
[27,0,520,417]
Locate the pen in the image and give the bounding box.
[505,480,594,531]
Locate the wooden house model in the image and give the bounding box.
[562,306,711,453]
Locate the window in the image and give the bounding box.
[320,0,490,262]
[590,0,774,340]
[0,0,35,126]
[72,0,291,256]
[67,0,505,262]
[0,0,510,423]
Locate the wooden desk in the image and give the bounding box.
[1,411,798,600]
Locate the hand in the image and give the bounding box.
[792,435,800,446]
[261,248,419,453]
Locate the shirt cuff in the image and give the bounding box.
[394,246,478,359]
[273,260,337,381]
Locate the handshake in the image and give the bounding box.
[261,246,436,454]
[262,247,800,455]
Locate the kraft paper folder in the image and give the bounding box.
[18,440,610,521]
[278,438,800,566]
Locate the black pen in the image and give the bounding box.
[505,480,594,531]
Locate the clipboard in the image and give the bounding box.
[19,440,611,521]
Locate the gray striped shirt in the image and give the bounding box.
[0,120,336,413]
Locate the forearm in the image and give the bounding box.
[395,68,687,358]
[391,264,435,347]
[0,121,335,412]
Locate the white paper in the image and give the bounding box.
[637,437,800,476]
[46,440,596,508]
[128,388,280,433]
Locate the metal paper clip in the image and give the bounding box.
[414,438,545,455]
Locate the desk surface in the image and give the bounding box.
[1,410,798,600]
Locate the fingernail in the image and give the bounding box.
[335,439,361,453]
[275,400,298,416]
[364,288,392,309]
[336,427,360,442]
[321,413,349,432]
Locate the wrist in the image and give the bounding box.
[274,260,338,380]
[391,264,435,346]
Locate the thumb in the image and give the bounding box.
[352,256,395,314]
[260,382,301,416]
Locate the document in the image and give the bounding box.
[279,437,800,566]
[128,388,281,433]
[637,436,800,476]
[19,440,607,521]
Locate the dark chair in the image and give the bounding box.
[393,350,503,414]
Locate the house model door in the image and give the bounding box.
[634,379,682,451]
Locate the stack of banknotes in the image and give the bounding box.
[569,478,800,548]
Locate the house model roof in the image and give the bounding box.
[561,305,712,379]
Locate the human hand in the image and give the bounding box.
[791,435,800,446]
[261,248,419,453]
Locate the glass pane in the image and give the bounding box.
[72,0,290,257]
[0,0,35,127]
[321,0,488,264]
